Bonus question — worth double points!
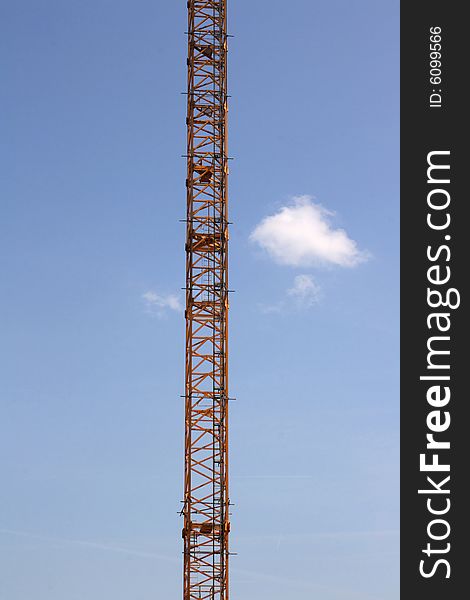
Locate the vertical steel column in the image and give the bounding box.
[183,2,229,600]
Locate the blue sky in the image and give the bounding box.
[0,1,399,599]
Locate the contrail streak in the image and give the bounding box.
[0,528,178,563]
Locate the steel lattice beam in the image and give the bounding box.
[182,2,230,600]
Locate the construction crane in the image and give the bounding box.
[182,2,230,600]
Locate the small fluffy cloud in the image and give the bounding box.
[287,274,321,308]
[250,195,368,268]
[259,274,321,314]
[142,291,182,318]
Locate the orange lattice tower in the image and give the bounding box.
[182,2,230,599]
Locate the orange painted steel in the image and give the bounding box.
[182,2,230,600]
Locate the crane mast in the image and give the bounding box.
[183,2,230,600]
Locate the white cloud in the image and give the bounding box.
[142,290,182,317]
[257,301,284,315]
[287,274,321,308]
[250,195,368,268]
[258,274,321,314]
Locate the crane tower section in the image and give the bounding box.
[183,2,230,600]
